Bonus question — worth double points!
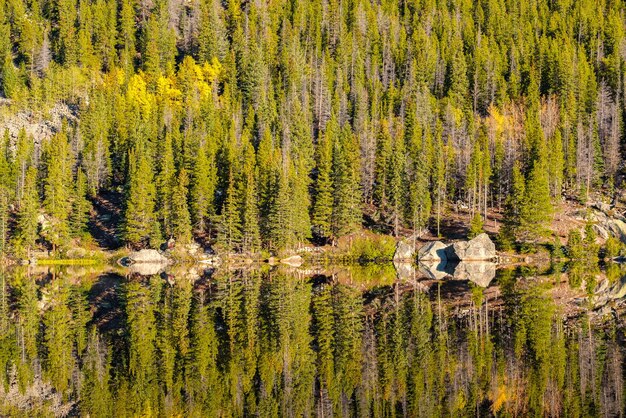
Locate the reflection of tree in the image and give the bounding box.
[0,268,622,416]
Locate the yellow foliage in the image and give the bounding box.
[491,384,508,413]
[156,75,182,109]
[126,73,154,117]
[203,57,222,83]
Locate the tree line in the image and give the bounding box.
[1,0,625,253]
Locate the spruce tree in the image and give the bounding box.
[240,140,260,253]
[70,168,92,236]
[217,169,242,251]
[331,125,361,238]
[190,142,216,234]
[156,131,176,238]
[124,148,160,248]
[13,166,40,256]
[171,168,192,244]
[43,131,74,250]
[312,126,334,241]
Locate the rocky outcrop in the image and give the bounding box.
[125,249,170,264]
[591,275,626,309]
[418,241,448,261]
[445,233,496,261]
[452,261,496,287]
[393,239,416,262]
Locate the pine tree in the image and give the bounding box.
[331,125,361,238]
[0,186,8,254]
[172,168,193,244]
[190,142,216,235]
[217,169,242,251]
[156,131,176,238]
[519,157,553,242]
[43,131,74,250]
[312,125,334,241]
[468,212,484,239]
[13,166,40,256]
[499,162,525,249]
[124,148,160,248]
[70,168,92,236]
[240,140,260,253]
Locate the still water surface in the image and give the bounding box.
[0,263,624,417]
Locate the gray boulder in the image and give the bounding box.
[453,261,496,287]
[445,233,496,261]
[393,238,416,262]
[418,241,448,261]
[127,249,170,264]
[606,219,626,243]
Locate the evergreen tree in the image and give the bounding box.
[13,166,39,256]
[312,125,334,241]
[171,168,192,244]
[190,142,216,234]
[331,125,361,238]
[124,148,160,248]
[156,131,176,238]
[43,131,74,250]
[240,140,260,253]
[70,168,92,236]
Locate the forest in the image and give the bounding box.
[0,0,625,255]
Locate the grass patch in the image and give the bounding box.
[36,258,101,266]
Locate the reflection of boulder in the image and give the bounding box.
[281,255,303,267]
[419,261,449,280]
[393,261,416,280]
[592,275,626,308]
[128,263,167,276]
[445,233,496,261]
[418,241,448,261]
[393,239,416,262]
[452,261,496,287]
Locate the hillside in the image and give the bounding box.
[1,0,626,259]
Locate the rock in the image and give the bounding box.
[394,261,416,280]
[280,255,303,267]
[418,241,448,261]
[445,233,496,261]
[592,224,609,240]
[606,219,626,243]
[452,261,496,287]
[126,249,170,264]
[418,261,449,280]
[592,276,626,309]
[592,201,613,215]
[393,238,416,262]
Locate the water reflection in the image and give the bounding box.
[0,264,623,417]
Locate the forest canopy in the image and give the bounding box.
[0,0,624,254]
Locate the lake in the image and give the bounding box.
[0,263,624,417]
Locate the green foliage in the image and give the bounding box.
[124,148,160,248]
[346,234,396,262]
[604,236,623,259]
[468,213,484,239]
